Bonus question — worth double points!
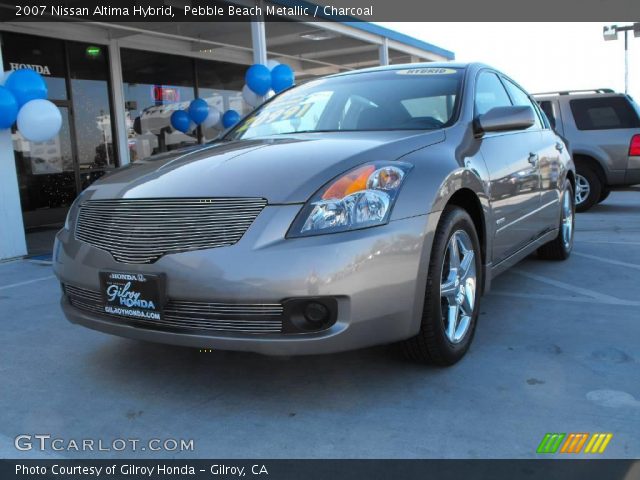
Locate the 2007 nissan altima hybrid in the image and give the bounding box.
[54,63,575,366]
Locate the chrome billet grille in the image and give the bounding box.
[75,198,266,264]
[64,284,283,335]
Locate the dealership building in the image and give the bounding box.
[0,1,454,261]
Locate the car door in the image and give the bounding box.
[474,71,542,264]
[501,77,559,237]
[532,99,567,232]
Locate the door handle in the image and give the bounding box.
[528,153,539,166]
[555,142,564,152]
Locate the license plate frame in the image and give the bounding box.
[99,271,166,321]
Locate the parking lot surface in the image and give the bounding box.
[1,190,639,459]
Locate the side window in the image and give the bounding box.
[475,72,512,116]
[539,101,556,129]
[502,79,542,129]
[534,102,551,129]
[570,97,640,130]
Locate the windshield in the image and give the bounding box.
[225,67,463,140]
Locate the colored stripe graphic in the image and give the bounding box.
[538,433,614,454]
[537,433,566,454]
[560,433,589,453]
[584,433,613,454]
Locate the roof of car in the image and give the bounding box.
[533,90,624,100]
[330,62,484,78]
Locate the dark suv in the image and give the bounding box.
[535,89,640,211]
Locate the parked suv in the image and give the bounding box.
[535,89,640,211]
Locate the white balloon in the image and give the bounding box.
[17,99,62,142]
[265,89,275,99]
[202,107,221,129]
[0,70,13,86]
[242,84,263,108]
[266,59,280,71]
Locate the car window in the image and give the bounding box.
[502,79,542,130]
[539,101,556,129]
[537,106,551,129]
[227,68,464,140]
[475,71,512,116]
[533,102,551,129]
[570,97,640,130]
[238,91,334,138]
[629,96,640,117]
[339,95,378,130]
[401,95,454,124]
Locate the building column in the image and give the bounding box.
[250,5,268,65]
[108,39,130,166]
[0,42,27,260]
[379,37,390,66]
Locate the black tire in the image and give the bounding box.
[538,179,574,260]
[597,188,611,204]
[575,165,602,212]
[402,206,482,366]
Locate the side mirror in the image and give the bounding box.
[474,106,535,135]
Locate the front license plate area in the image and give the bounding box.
[99,271,165,321]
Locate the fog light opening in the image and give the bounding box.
[281,297,338,333]
[303,301,330,326]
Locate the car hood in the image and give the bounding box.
[85,130,445,204]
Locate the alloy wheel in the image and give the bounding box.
[440,230,477,344]
[575,174,590,206]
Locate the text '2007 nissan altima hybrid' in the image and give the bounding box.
[54,63,575,366]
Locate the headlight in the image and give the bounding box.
[288,162,412,237]
[63,209,73,230]
[63,194,83,230]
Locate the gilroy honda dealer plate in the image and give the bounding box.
[99,272,165,321]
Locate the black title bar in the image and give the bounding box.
[2,459,640,480]
[0,0,638,22]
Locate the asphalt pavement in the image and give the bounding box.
[1,190,639,459]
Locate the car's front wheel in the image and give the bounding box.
[402,206,482,366]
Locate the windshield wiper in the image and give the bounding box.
[273,129,343,135]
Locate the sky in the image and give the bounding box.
[377,22,640,101]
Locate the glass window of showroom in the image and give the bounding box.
[1,31,116,230]
[122,49,247,162]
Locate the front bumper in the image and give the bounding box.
[54,205,436,355]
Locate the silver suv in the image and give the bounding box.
[535,89,640,211]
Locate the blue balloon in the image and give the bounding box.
[170,110,191,133]
[271,64,295,93]
[188,98,209,124]
[0,86,18,129]
[245,64,272,96]
[5,69,47,108]
[222,110,240,129]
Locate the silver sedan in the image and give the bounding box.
[54,62,575,366]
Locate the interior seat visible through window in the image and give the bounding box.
[356,106,387,130]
